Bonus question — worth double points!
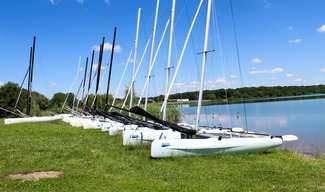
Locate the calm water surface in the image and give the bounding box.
[179,98,325,156]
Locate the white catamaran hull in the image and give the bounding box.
[151,137,282,158]
[4,116,63,125]
[109,124,138,135]
[123,128,181,146]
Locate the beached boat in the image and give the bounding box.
[5,116,63,125]
[151,136,283,158]
[149,0,298,158]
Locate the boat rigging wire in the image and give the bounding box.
[184,0,201,83]
[120,36,152,111]
[229,0,249,132]
[160,0,204,113]
[212,1,232,128]
[110,48,134,111]
[91,61,110,109]
[36,40,51,99]
[82,62,99,109]
[72,56,82,115]
[14,65,30,111]
[137,18,170,106]
[60,76,77,112]
[0,107,23,117]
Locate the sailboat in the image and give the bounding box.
[120,0,186,145]
[149,0,298,158]
[4,36,63,125]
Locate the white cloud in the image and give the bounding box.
[246,84,257,87]
[92,64,107,70]
[251,67,257,70]
[49,82,56,87]
[181,78,236,92]
[92,42,122,53]
[288,26,293,30]
[216,78,226,83]
[268,77,277,80]
[215,77,236,87]
[250,68,284,74]
[0,81,4,87]
[286,73,294,77]
[49,0,55,5]
[76,0,84,3]
[251,58,262,64]
[288,39,301,43]
[230,75,237,78]
[320,68,325,72]
[316,25,325,33]
[187,81,200,89]
[105,0,110,4]
[173,83,184,89]
[294,79,302,82]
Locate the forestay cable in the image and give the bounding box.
[137,18,170,106]
[109,48,133,111]
[120,36,152,111]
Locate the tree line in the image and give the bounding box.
[0,82,120,118]
[0,82,180,122]
[149,85,325,102]
[2,82,324,119]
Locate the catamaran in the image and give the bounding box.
[3,36,64,125]
[146,0,298,158]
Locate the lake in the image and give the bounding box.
[179,98,325,156]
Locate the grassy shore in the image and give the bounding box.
[0,120,324,191]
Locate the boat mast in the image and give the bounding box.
[106,27,117,108]
[144,0,160,114]
[26,47,33,116]
[163,0,175,121]
[130,8,141,116]
[95,37,105,109]
[81,57,88,104]
[196,0,212,129]
[26,36,36,116]
[72,56,81,116]
[85,50,95,108]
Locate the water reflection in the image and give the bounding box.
[179,98,325,156]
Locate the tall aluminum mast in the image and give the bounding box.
[144,0,160,114]
[163,0,175,121]
[196,0,212,129]
[130,8,141,116]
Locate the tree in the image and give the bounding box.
[203,93,217,100]
[50,92,66,109]
[32,92,50,111]
[0,82,28,117]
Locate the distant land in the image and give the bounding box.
[1,82,325,117]
[149,85,325,102]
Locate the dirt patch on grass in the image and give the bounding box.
[7,171,63,181]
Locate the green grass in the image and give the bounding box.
[0,119,324,191]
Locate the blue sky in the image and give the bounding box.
[1,0,325,100]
